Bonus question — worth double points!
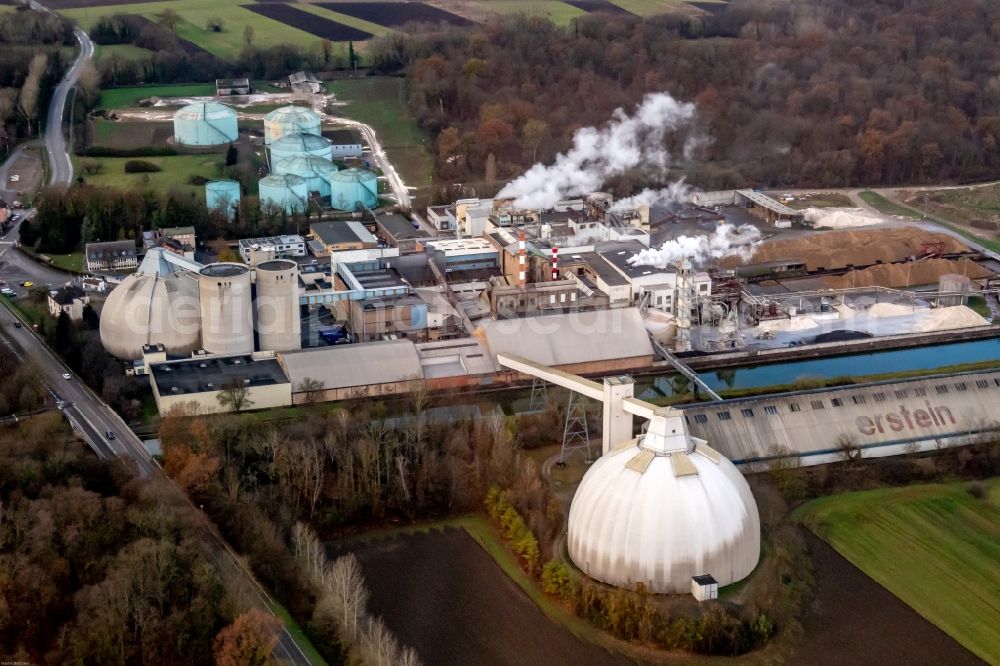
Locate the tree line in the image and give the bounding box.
[371,0,1000,195]
[21,183,316,257]
[0,8,73,153]
[92,11,357,88]
[0,413,286,664]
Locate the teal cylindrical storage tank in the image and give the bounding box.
[205,179,241,218]
[273,155,338,197]
[269,132,333,165]
[173,101,238,146]
[264,105,322,145]
[328,168,378,211]
[259,174,308,214]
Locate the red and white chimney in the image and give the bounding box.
[518,227,527,289]
[551,246,558,281]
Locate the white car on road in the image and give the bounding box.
[62,373,71,380]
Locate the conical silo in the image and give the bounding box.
[264,105,322,145]
[273,155,338,196]
[173,102,238,146]
[269,132,333,164]
[254,259,301,352]
[259,174,308,214]
[205,179,241,218]
[199,263,254,355]
[328,168,378,211]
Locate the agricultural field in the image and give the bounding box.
[59,0,324,59]
[74,154,226,195]
[794,479,1000,663]
[242,4,373,41]
[327,77,433,199]
[56,0,718,59]
[98,82,216,109]
[344,524,632,665]
[317,1,473,27]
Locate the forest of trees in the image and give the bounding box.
[22,184,316,257]
[0,330,45,416]
[372,0,1000,195]
[0,413,290,664]
[0,8,73,153]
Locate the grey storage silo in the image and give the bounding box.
[258,174,309,215]
[198,263,254,355]
[269,132,333,164]
[254,259,301,352]
[328,168,378,211]
[205,179,241,218]
[264,105,322,145]
[273,155,338,197]
[173,102,238,146]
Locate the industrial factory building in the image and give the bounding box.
[680,369,1000,467]
[149,352,292,415]
[479,308,655,375]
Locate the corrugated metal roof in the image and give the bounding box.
[477,308,653,367]
[280,339,422,390]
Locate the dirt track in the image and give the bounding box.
[791,532,984,666]
[351,528,636,666]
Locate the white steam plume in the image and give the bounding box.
[627,223,761,268]
[497,92,697,210]
[609,180,691,213]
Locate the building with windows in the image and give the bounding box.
[86,240,138,273]
[47,286,89,320]
[238,235,306,264]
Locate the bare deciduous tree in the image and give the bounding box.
[217,381,253,413]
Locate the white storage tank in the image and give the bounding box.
[264,105,322,145]
[198,263,254,355]
[254,259,301,352]
[259,174,308,215]
[328,167,378,211]
[205,179,241,218]
[173,101,238,146]
[273,155,338,197]
[269,132,333,165]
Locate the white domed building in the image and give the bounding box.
[568,411,760,594]
[99,248,202,360]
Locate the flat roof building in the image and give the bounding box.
[375,213,429,254]
[149,353,292,415]
[310,221,378,254]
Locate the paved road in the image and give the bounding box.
[330,116,412,210]
[32,1,94,187]
[0,214,75,293]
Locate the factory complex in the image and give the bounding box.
[82,91,1000,604]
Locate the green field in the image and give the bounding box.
[858,190,921,218]
[795,479,1000,663]
[94,43,157,63]
[60,0,324,59]
[327,77,433,198]
[73,154,224,195]
[99,83,217,110]
[474,0,585,25]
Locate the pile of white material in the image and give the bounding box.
[835,303,856,319]
[867,302,916,317]
[914,305,989,332]
[804,207,883,228]
[757,316,819,333]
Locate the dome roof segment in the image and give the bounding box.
[272,132,331,152]
[99,270,201,360]
[174,101,236,121]
[568,433,760,593]
[274,155,338,178]
[264,105,321,124]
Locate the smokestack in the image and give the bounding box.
[518,227,526,289]
[551,246,558,281]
